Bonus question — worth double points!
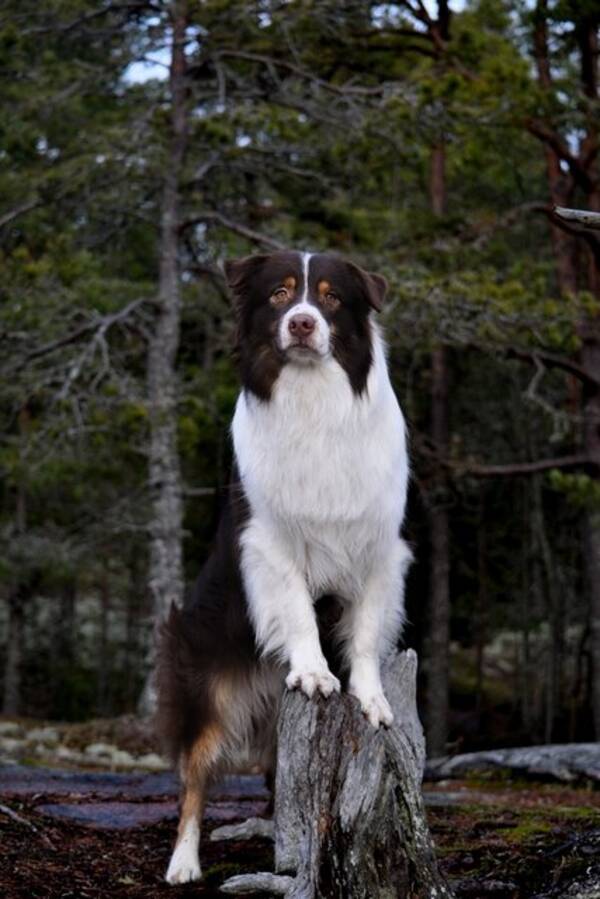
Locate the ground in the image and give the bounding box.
[0,718,599,898]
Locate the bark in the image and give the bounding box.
[222,651,453,898]
[139,1,188,715]
[425,344,451,757]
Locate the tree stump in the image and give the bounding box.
[221,650,452,898]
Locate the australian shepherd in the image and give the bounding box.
[158,250,411,884]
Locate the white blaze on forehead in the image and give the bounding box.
[300,251,312,302]
[279,252,329,357]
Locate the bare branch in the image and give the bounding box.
[180,211,285,250]
[526,119,595,193]
[462,454,598,478]
[213,50,386,97]
[14,298,151,372]
[0,803,55,850]
[554,206,600,231]
[505,347,600,391]
[0,198,40,229]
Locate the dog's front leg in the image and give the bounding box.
[240,520,340,698]
[346,539,411,728]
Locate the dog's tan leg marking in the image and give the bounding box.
[165,725,223,885]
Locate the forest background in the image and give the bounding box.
[1,0,599,759]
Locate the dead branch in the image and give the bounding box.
[526,120,595,194]
[554,206,600,231]
[459,453,597,478]
[505,347,600,391]
[15,297,151,372]
[0,198,41,230]
[180,211,285,249]
[0,803,55,850]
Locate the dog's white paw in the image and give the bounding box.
[350,687,394,728]
[286,666,341,698]
[165,847,202,885]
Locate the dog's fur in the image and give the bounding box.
[158,250,411,884]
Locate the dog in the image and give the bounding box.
[158,250,411,884]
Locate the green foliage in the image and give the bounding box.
[549,471,600,509]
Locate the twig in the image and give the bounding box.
[0,803,55,850]
[0,198,40,229]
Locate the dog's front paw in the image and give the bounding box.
[165,847,202,885]
[350,687,394,729]
[286,666,341,699]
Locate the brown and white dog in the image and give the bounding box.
[158,250,411,884]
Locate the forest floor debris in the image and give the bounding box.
[0,762,598,898]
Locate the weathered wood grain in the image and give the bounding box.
[221,650,452,898]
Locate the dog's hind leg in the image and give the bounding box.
[165,724,224,885]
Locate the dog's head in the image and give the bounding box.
[225,250,387,399]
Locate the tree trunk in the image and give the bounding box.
[581,324,600,737]
[532,0,578,296]
[139,1,188,715]
[96,574,111,716]
[3,439,28,717]
[475,490,488,724]
[222,651,453,898]
[530,3,600,739]
[2,591,25,716]
[425,343,451,757]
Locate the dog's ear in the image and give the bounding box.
[224,254,269,300]
[347,262,388,312]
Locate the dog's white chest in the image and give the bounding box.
[232,350,408,594]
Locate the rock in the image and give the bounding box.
[26,727,59,744]
[109,749,136,768]
[0,737,25,754]
[426,743,600,784]
[0,764,179,798]
[56,745,85,764]
[84,742,117,758]
[0,722,23,737]
[135,752,169,772]
[38,801,178,829]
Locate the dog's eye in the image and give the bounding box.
[270,287,289,306]
[322,291,340,310]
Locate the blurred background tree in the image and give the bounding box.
[1,0,598,753]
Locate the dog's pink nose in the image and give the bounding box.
[288,313,316,336]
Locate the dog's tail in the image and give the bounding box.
[155,603,215,764]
